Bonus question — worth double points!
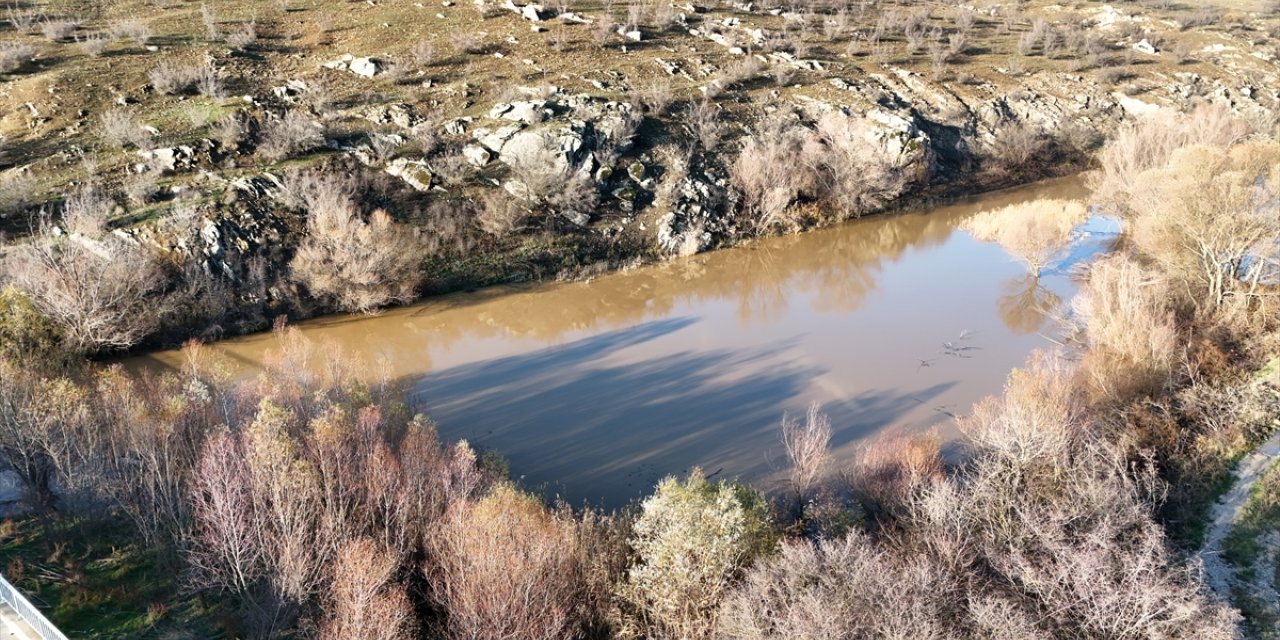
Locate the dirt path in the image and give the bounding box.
[1200,429,1280,598]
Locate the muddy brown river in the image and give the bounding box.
[135,177,1115,506]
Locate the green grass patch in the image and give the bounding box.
[1222,459,1280,579]
[0,516,227,639]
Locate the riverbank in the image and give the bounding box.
[3,0,1279,357]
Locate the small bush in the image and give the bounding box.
[211,112,247,149]
[108,19,152,46]
[450,32,484,55]
[99,108,149,150]
[75,33,108,57]
[288,172,420,313]
[225,21,256,50]
[0,41,34,73]
[149,61,203,95]
[619,472,776,638]
[411,40,434,65]
[258,110,324,161]
[426,484,583,640]
[0,285,63,365]
[61,183,113,236]
[6,5,39,31]
[40,18,76,42]
[683,98,727,151]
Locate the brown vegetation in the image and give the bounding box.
[287,171,422,313]
[4,230,170,352]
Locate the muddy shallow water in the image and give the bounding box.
[135,176,1116,507]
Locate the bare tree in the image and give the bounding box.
[319,538,417,640]
[781,403,831,500]
[6,230,170,353]
[426,484,582,640]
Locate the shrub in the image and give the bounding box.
[683,98,728,151]
[619,472,776,638]
[319,539,417,640]
[731,112,915,232]
[5,231,169,352]
[0,41,34,73]
[288,173,420,313]
[39,18,76,42]
[258,110,324,161]
[108,19,152,46]
[1072,255,1179,397]
[75,33,108,57]
[426,484,583,640]
[988,120,1048,175]
[5,5,39,31]
[99,108,150,150]
[411,40,434,65]
[781,403,831,500]
[731,120,820,232]
[149,61,203,95]
[502,133,600,226]
[61,183,113,236]
[1092,103,1248,210]
[960,199,1089,276]
[718,533,956,640]
[450,32,484,54]
[212,112,247,149]
[225,21,256,51]
[0,285,63,366]
[1125,142,1280,311]
[813,112,914,216]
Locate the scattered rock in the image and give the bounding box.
[463,145,492,166]
[489,100,550,123]
[1133,38,1157,55]
[322,54,383,78]
[386,158,435,190]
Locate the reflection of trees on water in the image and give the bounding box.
[144,179,1090,377]
[996,274,1063,335]
[961,199,1089,277]
[398,183,1089,349]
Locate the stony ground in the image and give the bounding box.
[2,0,1277,259]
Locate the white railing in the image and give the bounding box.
[0,572,69,640]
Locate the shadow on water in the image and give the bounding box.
[127,176,1101,508]
[410,317,955,507]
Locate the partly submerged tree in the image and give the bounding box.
[962,199,1089,277]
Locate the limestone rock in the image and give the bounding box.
[463,145,492,166]
[386,158,436,190]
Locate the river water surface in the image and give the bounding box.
[136,177,1115,506]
